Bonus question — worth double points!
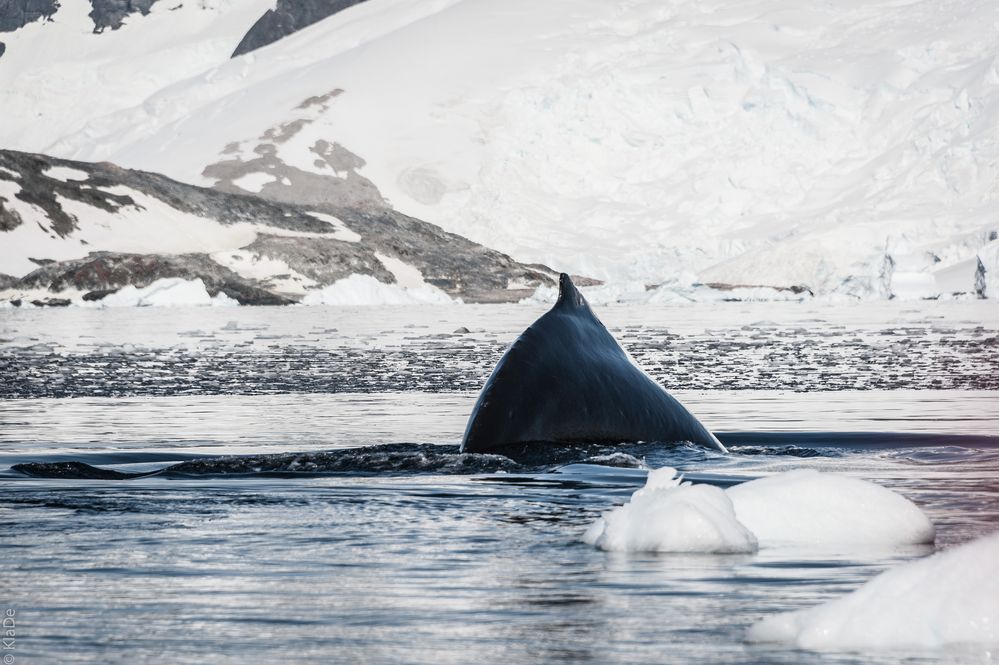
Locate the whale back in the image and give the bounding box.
[460,274,725,453]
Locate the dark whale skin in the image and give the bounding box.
[460,273,726,454]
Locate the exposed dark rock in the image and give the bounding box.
[568,274,604,287]
[0,41,6,58]
[88,0,158,33]
[30,297,70,306]
[82,288,117,301]
[0,149,337,238]
[14,252,295,305]
[240,234,396,286]
[0,272,18,289]
[204,138,384,210]
[1,149,558,303]
[0,0,59,33]
[328,207,553,302]
[232,0,370,58]
[0,0,161,35]
[701,281,814,297]
[0,197,21,230]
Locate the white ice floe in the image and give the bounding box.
[585,468,933,553]
[747,531,999,650]
[582,467,759,554]
[94,278,236,307]
[300,274,455,306]
[727,469,936,547]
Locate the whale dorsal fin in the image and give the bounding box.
[460,271,725,453]
[555,273,586,310]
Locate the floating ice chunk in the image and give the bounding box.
[747,531,999,650]
[97,278,215,307]
[301,274,455,306]
[583,467,758,554]
[727,469,935,547]
[585,468,934,555]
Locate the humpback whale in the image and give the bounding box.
[461,274,726,454]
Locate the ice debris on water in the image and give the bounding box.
[747,531,999,650]
[584,467,934,553]
[582,467,759,554]
[728,469,935,547]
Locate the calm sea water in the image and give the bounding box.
[1,302,998,664]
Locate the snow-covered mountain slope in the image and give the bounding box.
[3,0,998,299]
[0,0,273,151]
[0,149,553,305]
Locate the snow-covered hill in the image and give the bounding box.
[2,0,998,300]
[0,149,553,305]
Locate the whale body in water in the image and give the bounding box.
[461,273,726,454]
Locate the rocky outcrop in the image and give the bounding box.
[241,234,395,286]
[0,149,556,304]
[0,195,21,230]
[88,0,158,32]
[12,252,294,305]
[232,0,369,57]
[330,207,555,302]
[0,0,59,33]
[0,150,334,237]
[1,0,365,60]
[0,0,160,35]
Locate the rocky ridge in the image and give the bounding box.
[0,149,555,305]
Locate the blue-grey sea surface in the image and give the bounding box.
[1,301,997,664]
